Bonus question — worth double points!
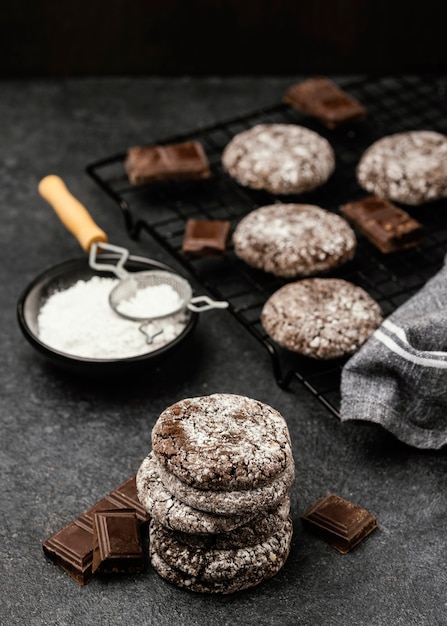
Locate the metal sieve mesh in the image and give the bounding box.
[109,270,193,321]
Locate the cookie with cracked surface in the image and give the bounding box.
[149,516,293,593]
[151,393,293,492]
[232,203,356,278]
[150,548,290,595]
[158,497,291,552]
[152,497,290,560]
[356,130,447,205]
[136,451,257,534]
[261,278,383,359]
[153,445,295,516]
[221,123,335,195]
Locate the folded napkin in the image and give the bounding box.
[340,256,447,449]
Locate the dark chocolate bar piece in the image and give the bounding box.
[107,475,150,523]
[283,77,367,129]
[76,496,125,533]
[124,140,211,185]
[301,494,378,554]
[340,195,424,253]
[42,475,150,585]
[182,219,232,257]
[42,522,94,585]
[92,510,144,575]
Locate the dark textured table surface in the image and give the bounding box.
[1,76,446,626]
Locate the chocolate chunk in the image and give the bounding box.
[42,475,150,585]
[76,496,125,533]
[42,522,94,585]
[108,475,150,523]
[340,195,424,253]
[283,77,367,129]
[124,140,211,185]
[301,494,378,554]
[92,510,144,575]
[182,219,231,257]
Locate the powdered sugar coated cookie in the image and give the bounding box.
[151,393,293,492]
[222,123,335,195]
[136,451,256,534]
[153,453,295,516]
[261,278,383,359]
[232,203,356,277]
[356,130,447,205]
[149,516,293,593]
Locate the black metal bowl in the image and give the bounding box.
[17,253,198,376]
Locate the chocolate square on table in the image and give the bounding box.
[283,77,367,129]
[340,195,424,254]
[124,140,211,185]
[42,474,150,585]
[182,219,232,257]
[301,493,378,554]
[107,475,150,523]
[42,521,95,585]
[75,495,130,533]
[92,509,144,575]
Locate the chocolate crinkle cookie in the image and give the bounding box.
[232,203,357,278]
[261,278,383,359]
[136,393,296,593]
[136,452,259,534]
[151,393,293,491]
[149,516,293,594]
[356,130,447,205]
[222,123,335,195]
[153,451,295,516]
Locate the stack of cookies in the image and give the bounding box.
[136,393,295,594]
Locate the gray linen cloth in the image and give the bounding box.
[340,256,447,449]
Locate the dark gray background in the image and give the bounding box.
[1,76,446,625]
[1,1,446,77]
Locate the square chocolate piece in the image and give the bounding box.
[92,509,144,575]
[42,521,94,585]
[124,140,211,185]
[182,219,231,257]
[42,474,150,585]
[340,195,424,253]
[108,475,151,523]
[301,494,378,554]
[283,77,367,129]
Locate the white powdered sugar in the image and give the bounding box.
[116,283,182,318]
[37,276,189,359]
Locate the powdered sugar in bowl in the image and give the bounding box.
[17,253,198,375]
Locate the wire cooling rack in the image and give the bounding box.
[86,75,447,418]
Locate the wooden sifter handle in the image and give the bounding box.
[38,175,108,252]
